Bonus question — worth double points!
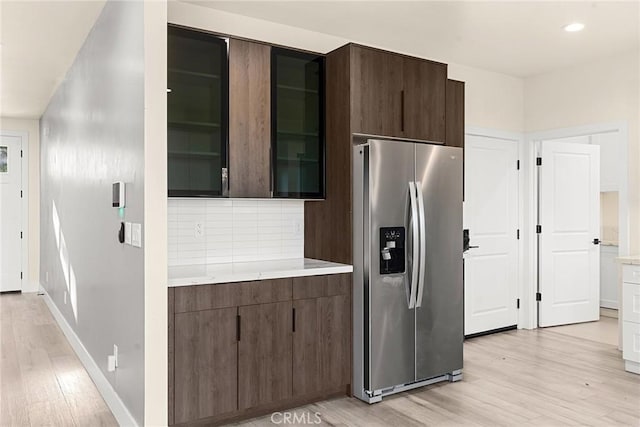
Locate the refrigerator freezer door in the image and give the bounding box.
[415,144,464,380]
[367,139,417,391]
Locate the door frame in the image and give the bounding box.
[0,130,29,292]
[526,121,629,328]
[465,126,527,329]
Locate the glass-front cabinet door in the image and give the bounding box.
[167,26,228,197]
[272,48,325,199]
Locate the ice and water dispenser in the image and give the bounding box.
[379,227,406,275]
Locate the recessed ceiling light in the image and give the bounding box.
[564,22,585,32]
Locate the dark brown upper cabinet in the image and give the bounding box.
[167,25,228,197]
[271,48,325,199]
[350,45,404,138]
[349,44,447,143]
[445,79,465,148]
[228,39,272,198]
[402,56,447,142]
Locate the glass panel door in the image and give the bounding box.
[168,26,228,197]
[272,48,325,199]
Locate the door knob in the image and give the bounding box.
[593,238,601,245]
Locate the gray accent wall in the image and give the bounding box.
[40,1,145,423]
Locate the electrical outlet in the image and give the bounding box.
[108,344,119,372]
[293,219,303,238]
[194,222,204,239]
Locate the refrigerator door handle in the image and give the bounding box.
[408,181,419,309]
[415,181,427,308]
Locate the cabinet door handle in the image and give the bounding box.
[292,308,296,333]
[236,314,241,342]
[269,146,274,197]
[222,167,229,197]
[400,90,405,132]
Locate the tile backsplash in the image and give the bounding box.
[168,199,305,266]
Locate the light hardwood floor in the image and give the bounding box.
[2,294,639,427]
[0,293,117,427]
[546,316,619,347]
[236,324,640,426]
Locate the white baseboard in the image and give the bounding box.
[41,288,138,427]
[600,299,619,310]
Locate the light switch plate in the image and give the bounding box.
[125,222,132,245]
[131,223,142,248]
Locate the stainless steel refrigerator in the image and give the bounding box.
[352,136,463,403]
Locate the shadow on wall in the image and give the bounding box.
[52,200,78,322]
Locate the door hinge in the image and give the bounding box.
[517,229,520,240]
[20,150,23,158]
[517,298,520,309]
[292,307,296,333]
[20,231,23,239]
[20,190,23,198]
[536,157,542,166]
[516,160,520,170]
[20,272,23,280]
[536,292,542,302]
[536,225,542,234]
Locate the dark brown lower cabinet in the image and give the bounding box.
[293,294,350,396]
[168,273,351,426]
[238,301,292,409]
[292,298,321,395]
[173,307,238,424]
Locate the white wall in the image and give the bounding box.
[448,64,524,132]
[0,116,40,292]
[168,1,525,134]
[524,50,640,254]
[40,2,145,424]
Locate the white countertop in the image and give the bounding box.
[616,255,640,265]
[168,258,353,287]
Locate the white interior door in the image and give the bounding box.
[464,135,519,335]
[539,140,600,327]
[0,135,23,292]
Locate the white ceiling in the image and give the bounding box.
[191,1,640,77]
[0,1,637,119]
[0,1,106,119]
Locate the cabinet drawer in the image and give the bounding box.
[623,321,640,363]
[174,278,292,313]
[623,283,640,323]
[292,273,351,300]
[623,265,640,284]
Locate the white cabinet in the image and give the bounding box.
[622,262,640,374]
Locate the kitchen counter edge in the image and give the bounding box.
[168,260,353,287]
[616,255,640,265]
